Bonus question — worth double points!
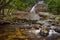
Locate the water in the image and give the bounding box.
[30,1,45,13]
[30,1,46,20]
[30,4,36,14]
[0,0,60,40]
[30,4,40,20]
[30,0,60,39]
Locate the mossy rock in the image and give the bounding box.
[39,27,49,37]
[55,15,60,23]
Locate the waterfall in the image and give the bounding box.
[29,0,60,38]
[30,4,40,20]
[30,1,44,13]
[30,4,36,14]
[30,1,46,20]
[30,3,40,20]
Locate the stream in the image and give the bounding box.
[0,0,60,40]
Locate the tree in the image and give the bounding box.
[0,0,13,15]
[0,0,13,10]
[45,0,60,15]
[10,0,39,11]
[0,0,41,16]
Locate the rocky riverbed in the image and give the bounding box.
[0,11,60,40]
[0,0,60,40]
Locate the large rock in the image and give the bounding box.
[12,11,40,20]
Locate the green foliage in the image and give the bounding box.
[45,0,60,15]
[0,0,13,10]
[0,0,40,20]
[9,0,38,11]
[56,15,60,22]
[56,0,60,14]
[3,13,16,20]
[0,0,40,11]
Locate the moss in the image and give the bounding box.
[55,15,60,22]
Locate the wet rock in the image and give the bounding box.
[46,34,60,40]
[38,12,50,17]
[55,16,60,23]
[0,37,5,40]
[12,11,40,20]
[54,28,60,33]
[12,38,25,40]
[39,27,49,37]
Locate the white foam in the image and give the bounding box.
[47,30,59,37]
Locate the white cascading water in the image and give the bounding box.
[29,28,41,35]
[30,4,36,14]
[30,4,40,20]
[30,0,60,37]
[30,1,44,13]
[47,29,60,37]
[30,1,45,20]
[30,1,46,20]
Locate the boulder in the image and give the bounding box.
[12,11,40,20]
